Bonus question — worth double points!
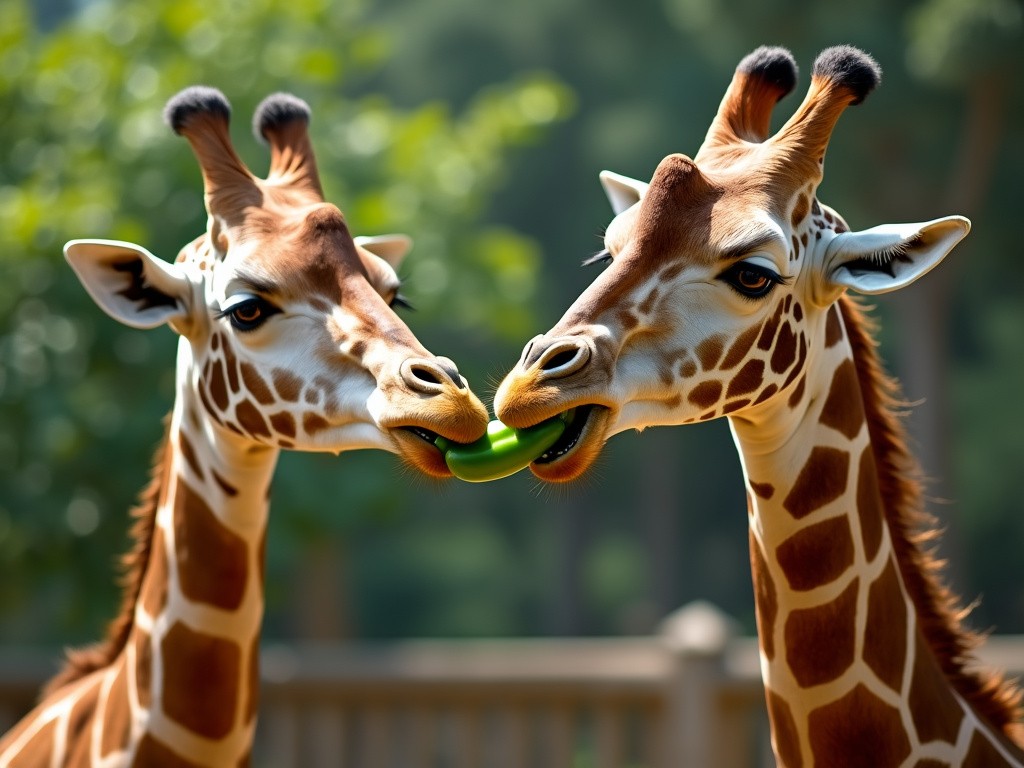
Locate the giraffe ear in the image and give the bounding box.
[65,239,191,329]
[600,170,649,215]
[355,234,412,270]
[823,216,970,296]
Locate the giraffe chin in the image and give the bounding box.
[391,427,457,478]
[527,404,609,483]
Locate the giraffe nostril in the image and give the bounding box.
[542,350,578,372]
[402,359,466,393]
[532,338,591,379]
[410,366,442,386]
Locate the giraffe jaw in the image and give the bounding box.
[392,425,457,478]
[526,404,609,483]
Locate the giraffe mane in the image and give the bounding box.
[840,295,1024,740]
[41,418,172,697]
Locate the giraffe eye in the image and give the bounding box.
[389,292,414,311]
[218,297,279,331]
[720,262,784,299]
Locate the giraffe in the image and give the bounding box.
[0,87,488,767]
[494,45,1024,766]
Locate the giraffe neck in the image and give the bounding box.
[0,343,278,767]
[123,340,276,764]
[729,299,1023,767]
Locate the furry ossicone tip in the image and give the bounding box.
[738,45,798,98]
[252,93,311,144]
[163,86,232,135]
[812,45,882,105]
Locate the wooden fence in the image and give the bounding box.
[1,602,1021,767]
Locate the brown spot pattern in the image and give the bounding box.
[132,733,205,768]
[140,526,169,618]
[161,621,241,740]
[65,673,102,751]
[135,628,153,708]
[303,413,330,435]
[856,447,884,561]
[726,359,764,398]
[825,305,844,348]
[208,359,230,411]
[782,446,850,519]
[638,287,659,315]
[174,480,248,611]
[908,633,965,744]
[757,301,785,351]
[963,731,1007,767]
[272,368,302,402]
[785,577,858,687]
[240,362,275,405]
[349,339,367,360]
[781,333,807,390]
[245,633,260,723]
[791,193,809,228]
[750,481,775,500]
[775,515,855,592]
[269,412,297,439]
[687,380,722,409]
[695,335,725,370]
[10,718,56,767]
[722,399,749,414]
[212,468,239,498]
[770,322,798,374]
[101,660,132,757]
[766,690,803,768]
[679,358,698,379]
[222,342,240,394]
[617,308,639,330]
[819,360,864,439]
[787,375,806,409]
[863,558,908,693]
[720,324,760,370]
[750,530,777,661]
[236,400,271,439]
[177,431,205,481]
[753,383,778,405]
[807,684,911,767]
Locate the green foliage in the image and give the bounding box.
[0,0,570,642]
[2,0,1023,648]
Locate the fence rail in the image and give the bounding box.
[2,603,1021,767]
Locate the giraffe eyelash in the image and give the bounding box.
[390,292,414,311]
[866,234,921,265]
[582,249,612,267]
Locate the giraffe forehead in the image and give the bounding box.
[624,172,788,271]
[214,205,371,303]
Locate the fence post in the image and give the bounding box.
[659,601,736,768]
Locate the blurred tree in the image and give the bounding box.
[362,0,1024,634]
[0,0,571,643]
[2,0,1023,651]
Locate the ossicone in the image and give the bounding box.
[164,86,232,135]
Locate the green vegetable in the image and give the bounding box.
[435,413,569,482]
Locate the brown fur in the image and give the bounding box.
[839,296,1023,739]
[41,419,172,698]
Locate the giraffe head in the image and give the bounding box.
[66,87,488,476]
[495,46,969,482]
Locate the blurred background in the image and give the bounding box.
[1,0,1022,654]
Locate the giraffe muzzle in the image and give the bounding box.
[521,336,592,381]
[400,357,467,394]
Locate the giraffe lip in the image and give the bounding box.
[532,405,598,464]
[400,425,443,447]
